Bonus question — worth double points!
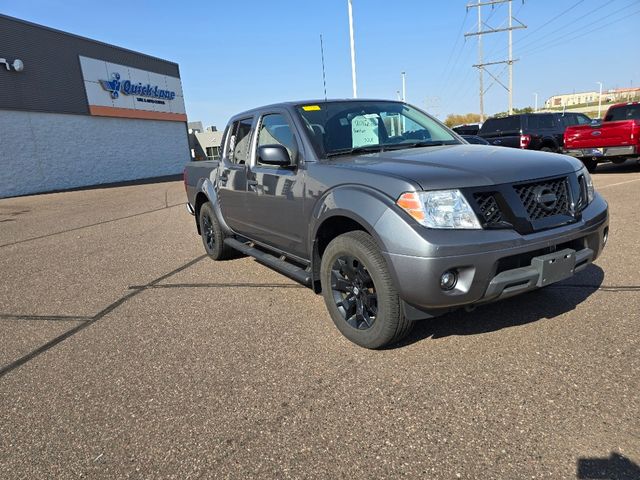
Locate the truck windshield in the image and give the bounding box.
[605,104,640,122]
[296,101,459,158]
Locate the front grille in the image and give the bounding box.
[513,177,570,220]
[474,192,504,226]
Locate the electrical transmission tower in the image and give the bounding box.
[465,0,526,121]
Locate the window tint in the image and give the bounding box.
[576,114,591,125]
[605,105,640,122]
[534,114,554,129]
[257,113,297,163]
[226,118,253,164]
[481,116,520,134]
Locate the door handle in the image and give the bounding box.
[247,179,259,191]
[493,140,502,144]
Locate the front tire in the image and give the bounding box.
[582,157,598,173]
[320,231,413,349]
[199,202,233,260]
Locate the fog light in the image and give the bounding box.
[440,270,458,290]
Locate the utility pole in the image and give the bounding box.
[465,0,526,117]
[347,0,358,98]
[477,1,484,121]
[596,81,603,118]
[401,71,406,101]
[508,0,513,113]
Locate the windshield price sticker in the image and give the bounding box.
[302,105,321,111]
[352,114,380,147]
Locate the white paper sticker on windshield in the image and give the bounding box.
[352,114,379,147]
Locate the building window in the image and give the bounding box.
[206,146,221,160]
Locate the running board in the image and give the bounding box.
[224,238,312,286]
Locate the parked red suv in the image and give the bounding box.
[564,102,640,172]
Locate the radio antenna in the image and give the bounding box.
[320,34,327,101]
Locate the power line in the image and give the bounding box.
[516,0,635,52]
[514,0,585,45]
[438,10,470,91]
[521,5,640,57]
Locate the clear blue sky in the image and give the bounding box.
[3,0,638,127]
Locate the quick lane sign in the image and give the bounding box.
[79,56,186,122]
[99,72,176,101]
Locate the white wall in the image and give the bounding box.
[0,110,189,198]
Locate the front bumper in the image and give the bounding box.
[380,194,609,314]
[565,145,637,159]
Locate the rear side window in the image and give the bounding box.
[226,117,253,164]
[605,105,640,122]
[576,114,591,125]
[528,114,554,129]
[480,116,520,134]
[559,114,591,127]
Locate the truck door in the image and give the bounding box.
[217,117,253,234]
[243,110,307,258]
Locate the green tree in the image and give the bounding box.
[444,113,482,127]
[492,107,534,118]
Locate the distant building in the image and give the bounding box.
[0,14,189,198]
[188,122,223,161]
[544,87,640,109]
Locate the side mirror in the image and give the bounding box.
[257,144,292,167]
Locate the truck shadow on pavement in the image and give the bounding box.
[399,264,607,346]
[577,452,640,480]
[593,160,640,174]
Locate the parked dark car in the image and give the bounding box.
[452,123,481,136]
[184,100,608,349]
[479,112,592,152]
[462,135,490,145]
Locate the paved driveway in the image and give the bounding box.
[1,163,639,479]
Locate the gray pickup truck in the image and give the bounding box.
[184,100,609,348]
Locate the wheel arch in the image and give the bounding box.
[309,185,395,293]
[194,177,233,235]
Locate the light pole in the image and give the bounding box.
[347,0,358,98]
[401,72,406,102]
[533,92,538,112]
[596,81,603,119]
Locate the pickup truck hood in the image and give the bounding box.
[565,120,640,149]
[326,144,581,190]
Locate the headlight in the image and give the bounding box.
[580,166,595,204]
[397,189,482,229]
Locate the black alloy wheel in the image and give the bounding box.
[202,211,216,251]
[331,255,378,330]
[320,230,413,349]
[199,202,232,260]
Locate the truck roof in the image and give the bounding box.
[232,98,407,118]
[607,101,639,109]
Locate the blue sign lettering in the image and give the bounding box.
[99,72,176,101]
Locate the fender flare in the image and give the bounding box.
[195,176,234,235]
[308,184,397,257]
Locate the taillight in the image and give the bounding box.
[520,134,531,149]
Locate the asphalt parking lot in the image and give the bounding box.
[1,162,639,479]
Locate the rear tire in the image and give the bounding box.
[582,157,598,173]
[199,202,233,260]
[320,231,413,349]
